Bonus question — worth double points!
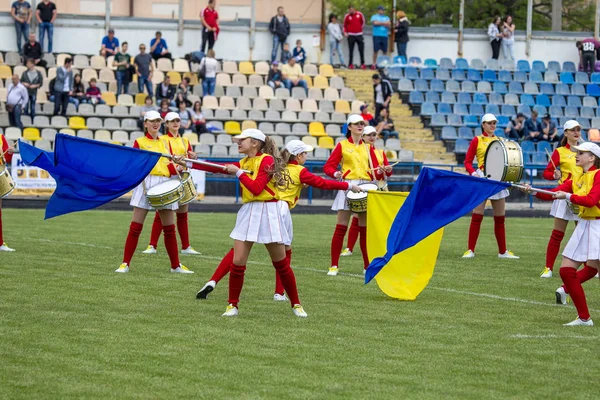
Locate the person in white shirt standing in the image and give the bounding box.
[53,57,73,116]
[327,13,345,66]
[6,74,28,131]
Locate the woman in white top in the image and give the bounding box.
[502,15,515,61]
[200,48,219,96]
[189,100,207,134]
[488,16,503,60]
[327,13,345,66]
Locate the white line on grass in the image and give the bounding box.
[510,334,598,339]
[35,238,113,249]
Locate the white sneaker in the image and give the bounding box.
[327,266,339,276]
[142,245,157,254]
[171,264,194,274]
[340,248,353,257]
[115,263,129,273]
[596,273,600,279]
[462,250,475,258]
[498,250,519,259]
[555,287,568,305]
[181,246,201,255]
[563,317,593,326]
[273,293,288,301]
[292,304,308,317]
[0,243,15,252]
[196,280,216,299]
[540,267,553,278]
[222,304,238,317]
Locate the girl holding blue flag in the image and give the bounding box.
[116,110,194,275]
[463,114,519,260]
[0,133,15,252]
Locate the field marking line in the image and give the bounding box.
[510,334,599,339]
[35,238,113,249]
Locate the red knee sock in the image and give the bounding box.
[229,263,246,307]
[162,224,180,269]
[273,257,300,306]
[123,222,143,265]
[346,217,360,252]
[331,224,348,267]
[176,212,190,249]
[359,226,369,269]
[560,268,590,320]
[211,248,234,283]
[545,229,565,270]
[467,214,483,252]
[0,209,3,244]
[493,215,507,254]
[149,212,162,248]
[562,265,599,293]
[274,249,292,295]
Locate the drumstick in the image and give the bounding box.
[369,160,401,172]
[545,148,557,170]
[161,154,251,174]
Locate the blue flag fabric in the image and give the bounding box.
[19,134,161,219]
[365,167,511,283]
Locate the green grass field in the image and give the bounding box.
[1,209,599,399]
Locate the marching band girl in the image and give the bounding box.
[0,132,15,252]
[116,111,194,274]
[463,113,519,259]
[142,112,201,256]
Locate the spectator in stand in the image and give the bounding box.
[541,113,559,143]
[577,38,600,73]
[327,13,345,67]
[156,76,176,107]
[281,57,308,92]
[158,99,170,120]
[138,95,157,129]
[20,59,42,119]
[36,0,57,53]
[177,101,193,134]
[343,4,366,69]
[488,16,503,60]
[85,78,105,105]
[150,31,172,61]
[360,104,374,126]
[505,112,525,140]
[502,15,515,61]
[280,42,293,64]
[53,57,73,116]
[23,33,47,68]
[269,6,291,62]
[375,107,398,140]
[176,77,192,107]
[370,5,391,70]
[394,10,409,59]
[190,101,207,134]
[523,110,545,142]
[200,49,218,96]
[6,74,28,131]
[101,29,119,58]
[113,41,131,96]
[267,61,284,89]
[134,43,154,97]
[11,0,32,55]
[71,74,85,106]
[372,73,392,119]
[200,0,219,53]
[293,39,306,68]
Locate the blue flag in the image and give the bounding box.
[365,167,511,283]
[19,134,161,219]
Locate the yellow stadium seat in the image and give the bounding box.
[319,64,335,78]
[335,100,351,113]
[386,150,398,160]
[303,75,313,88]
[0,65,12,79]
[183,72,199,85]
[318,136,335,149]
[183,132,199,145]
[23,127,41,141]
[225,121,242,135]
[309,122,327,137]
[167,71,182,85]
[313,75,329,89]
[135,93,148,105]
[238,61,255,75]
[102,92,117,106]
[69,116,87,130]
[241,120,257,131]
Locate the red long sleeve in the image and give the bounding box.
[543,150,561,180]
[372,149,392,180]
[463,136,479,175]
[535,180,573,201]
[2,135,12,164]
[324,143,343,178]
[238,156,273,196]
[299,168,350,191]
[571,172,600,208]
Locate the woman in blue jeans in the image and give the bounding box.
[327,14,345,66]
[200,49,218,96]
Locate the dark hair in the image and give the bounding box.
[64,57,73,65]
[193,101,202,112]
[156,31,162,36]
[184,77,191,84]
[74,74,81,83]
[26,58,35,65]
[160,99,169,107]
[576,41,583,49]
[329,13,337,23]
[89,78,97,83]
[516,112,525,119]
[145,95,153,103]
[348,4,355,10]
[122,41,128,46]
[277,6,283,11]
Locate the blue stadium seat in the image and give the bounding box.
[441,91,457,104]
[517,60,531,72]
[581,130,589,141]
[477,81,492,93]
[448,114,463,126]
[537,141,553,154]
[393,55,407,65]
[521,94,535,106]
[409,91,424,104]
[376,55,391,67]
[530,71,544,83]
[386,66,403,79]
[555,83,571,95]
[441,126,458,139]
[536,94,551,106]
[532,60,546,73]
[493,82,508,94]
[547,61,561,73]
[565,106,579,118]
[486,58,500,70]
[533,105,546,115]
[496,115,509,128]
[454,103,469,115]
[489,92,504,105]
[437,68,451,81]
[398,78,413,91]
[408,56,422,65]
[452,69,466,81]
[498,70,512,82]
[430,114,446,126]
[405,66,419,80]
[425,91,440,103]
[473,92,488,104]
[446,79,461,92]
[457,92,472,104]
[504,93,520,105]
[549,105,564,117]
[470,104,484,116]
[471,58,485,70]
[577,117,590,129]
[439,58,454,69]
[467,69,481,82]
[568,95,582,107]
[532,152,548,165]
[584,96,598,107]
[415,79,429,91]
[464,115,479,127]
[517,104,532,116]
[572,83,586,96]
[462,80,477,93]
[501,104,516,116]
[430,78,445,92]
[494,128,506,137]
[483,69,497,82]
[455,58,469,70]
[508,81,523,94]
[458,127,473,138]
[522,152,533,164]
[520,141,535,153]
[514,71,528,83]
[560,72,575,84]
[421,68,435,80]
[438,103,452,114]
[581,106,595,119]
[540,83,555,95]
[552,95,566,106]
[424,58,438,69]
[486,104,500,115]
[563,61,577,73]
[524,82,539,94]
[591,73,600,85]
[454,139,470,154]
[420,102,436,115]
[577,72,591,84]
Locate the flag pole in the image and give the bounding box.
[510,183,555,196]
[161,154,251,173]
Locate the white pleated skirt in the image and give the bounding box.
[230,200,291,244]
[130,175,179,211]
[331,179,371,211]
[550,199,580,221]
[488,188,510,201]
[562,219,600,262]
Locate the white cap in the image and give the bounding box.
[233,128,266,142]
[165,112,180,122]
[363,126,377,135]
[144,110,163,121]
[285,139,314,155]
[481,113,498,123]
[573,142,600,158]
[563,120,581,130]
[347,114,364,125]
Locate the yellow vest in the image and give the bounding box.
[0,134,5,165]
[240,153,280,203]
[373,147,385,165]
[135,135,172,177]
[573,169,600,219]
[160,133,190,156]
[279,163,305,209]
[475,134,500,168]
[556,146,582,184]
[339,139,371,180]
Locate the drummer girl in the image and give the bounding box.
[324,114,378,276]
[116,110,194,274]
[463,113,519,259]
[0,132,15,252]
[540,120,583,278]
[341,125,393,257]
[142,112,201,256]
[182,129,307,317]
[528,142,600,326]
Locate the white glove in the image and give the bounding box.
[471,169,484,178]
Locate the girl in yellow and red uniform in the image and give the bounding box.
[0,133,15,252]
[184,129,307,317]
[463,113,519,259]
[342,125,392,257]
[195,140,361,301]
[530,142,600,326]
[116,110,194,274]
[540,120,583,278]
[142,112,201,256]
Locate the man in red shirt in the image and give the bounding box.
[343,4,366,69]
[200,0,219,53]
[360,104,374,125]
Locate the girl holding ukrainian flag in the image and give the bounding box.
[463,113,519,260]
[0,132,15,252]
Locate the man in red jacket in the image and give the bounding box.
[343,4,366,69]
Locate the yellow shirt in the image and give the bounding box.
[281,63,303,81]
[239,153,280,203]
[573,169,600,219]
[556,146,582,184]
[325,139,371,181]
[160,133,190,157]
[134,135,172,177]
[278,163,304,209]
[475,134,501,168]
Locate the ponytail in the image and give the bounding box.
[280,148,297,164]
[559,134,567,147]
[258,136,291,190]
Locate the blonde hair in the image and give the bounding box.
[207,49,216,58]
[397,10,406,18]
[280,148,297,165]
[254,136,291,190]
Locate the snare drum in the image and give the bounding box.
[346,183,379,213]
[178,172,198,205]
[0,164,15,198]
[484,140,524,183]
[146,179,184,208]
